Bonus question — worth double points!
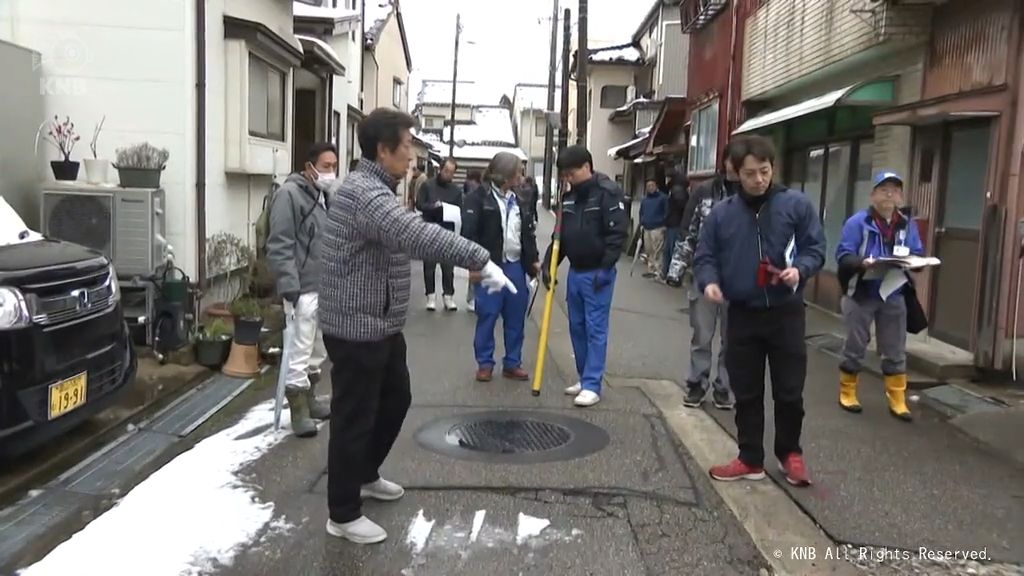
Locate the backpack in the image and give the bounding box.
[251,179,280,297]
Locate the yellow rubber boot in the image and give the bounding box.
[885,374,913,422]
[839,371,862,413]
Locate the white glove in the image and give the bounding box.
[479,261,517,295]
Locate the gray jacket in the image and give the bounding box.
[319,159,490,342]
[266,173,327,297]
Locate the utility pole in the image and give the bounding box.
[575,0,588,145]
[559,8,571,155]
[448,13,462,158]
[541,0,559,210]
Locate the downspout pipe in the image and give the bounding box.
[196,0,207,287]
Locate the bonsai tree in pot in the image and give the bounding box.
[44,115,81,181]
[114,142,169,188]
[194,318,233,368]
[84,115,109,185]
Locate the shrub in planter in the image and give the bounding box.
[114,142,169,188]
[195,319,232,368]
[44,115,81,181]
[229,296,264,346]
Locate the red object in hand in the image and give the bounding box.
[756,259,784,288]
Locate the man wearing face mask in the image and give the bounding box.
[266,142,337,438]
[416,158,463,311]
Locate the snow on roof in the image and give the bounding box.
[513,84,558,113]
[293,1,359,21]
[417,130,527,162]
[589,43,643,64]
[615,97,652,113]
[295,35,345,74]
[364,0,394,44]
[418,80,498,107]
[440,106,516,146]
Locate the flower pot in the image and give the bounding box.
[116,166,163,189]
[195,336,232,368]
[51,160,80,181]
[84,158,110,185]
[232,316,264,346]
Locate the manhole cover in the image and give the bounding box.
[446,419,572,453]
[415,411,610,464]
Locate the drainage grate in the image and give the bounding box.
[446,419,572,453]
[416,410,609,464]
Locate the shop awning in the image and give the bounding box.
[873,87,1007,127]
[733,79,895,134]
[608,126,652,159]
[296,35,346,76]
[646,96,689,155]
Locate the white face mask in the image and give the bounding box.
[315,171,336,190]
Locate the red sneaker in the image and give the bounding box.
[779,453,812,487]
[709,459,766,482]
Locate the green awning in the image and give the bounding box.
[734,79,895,134]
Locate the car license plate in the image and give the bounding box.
[48,372,88,420]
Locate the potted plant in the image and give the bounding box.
[203,232,253,322]
[84,115,109,185]
[229,294,264,346]
[114,142,169,188]
[44,115,81,181]
[194,319,233,368]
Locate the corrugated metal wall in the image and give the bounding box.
[658,21,688,98]
[922,0,1015,99]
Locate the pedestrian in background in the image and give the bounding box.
[638,178,668,277]
[416,158,463,311]
[672,142,744,411]
[463,152,540,383]
[266,142,336,438]
[661,171,689,281]
[694,135,825,487]
[408,164,427,211]
[517,175,540,223]
[835,171,923,421]
[543,146,628,408]
[319,108,514,544]
[464,169,484,312]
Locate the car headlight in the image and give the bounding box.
[109,264,121,303]
[0,287,31,330]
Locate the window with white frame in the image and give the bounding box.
[687,99,719,174]
[600,85,628,109]
[393,78,404,108]
[248,54,286,141]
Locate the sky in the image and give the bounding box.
[399,0,656,108]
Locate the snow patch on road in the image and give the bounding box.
[469,509,486,543]
[19,400,290,576]
[515,513,550,545]
[405,509,435,555]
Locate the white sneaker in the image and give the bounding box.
[326,516,387,544]
[574,390,601,407]
[360,478,405,501]
[564,382,582,396]
[425,294,437,311]
[467,299,476,313]
[443,295,458,311]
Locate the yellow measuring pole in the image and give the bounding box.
[531,191,563,397]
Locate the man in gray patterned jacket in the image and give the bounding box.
[666,139,744,410]
[319,108,515,545]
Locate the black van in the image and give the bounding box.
[0,239,136,457]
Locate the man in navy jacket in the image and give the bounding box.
[693,135,826,487]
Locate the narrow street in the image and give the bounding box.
[7,210,1021,576]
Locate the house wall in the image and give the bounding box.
[519,109,547,180]
[587,65,636,181]
[0,40,43,228]
[0,0,199,276]
[329,0,364,174]
[742,0,931,101]
[366,13,409,111]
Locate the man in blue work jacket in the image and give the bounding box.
[638,178,668,277]
[693,135,826,487]
[542,146,628,408]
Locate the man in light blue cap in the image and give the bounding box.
[835,170,924,421]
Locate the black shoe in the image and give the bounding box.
[712,389,735,410]
[683,386,705,408]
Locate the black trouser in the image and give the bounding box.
[423,261,455,296]
[724,300,807,468]
[325,332,412,523]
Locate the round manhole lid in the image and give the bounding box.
[415,411,609,464]
[445,419,572,453]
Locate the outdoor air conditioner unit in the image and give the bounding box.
[40,183,168,278]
